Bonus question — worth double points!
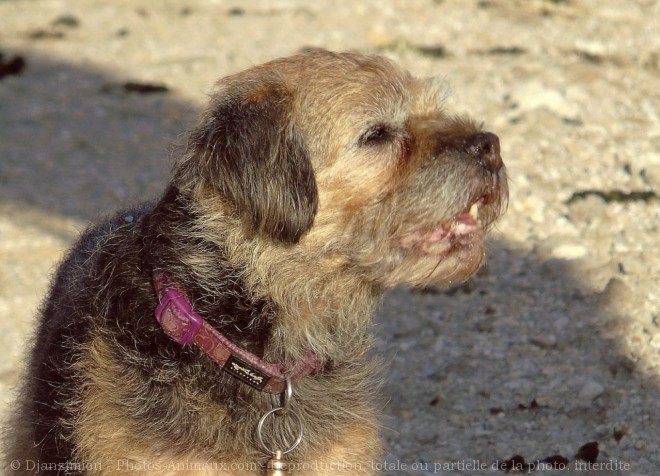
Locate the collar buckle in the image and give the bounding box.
[155,288,204,346]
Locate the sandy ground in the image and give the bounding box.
[1,1,658,475]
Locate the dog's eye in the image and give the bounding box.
[359,124,392,146]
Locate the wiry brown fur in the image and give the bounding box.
[3,49,507,475]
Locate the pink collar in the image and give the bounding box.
[152,271,322,394]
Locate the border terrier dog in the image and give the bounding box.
[5,49,506,475]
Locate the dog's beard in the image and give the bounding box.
[347,224,487,287]
[383,229,487,287]
[353,175,507,287]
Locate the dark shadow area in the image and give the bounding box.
[1,49,657,475]
[376,240,660,474]
[0,49,198,223]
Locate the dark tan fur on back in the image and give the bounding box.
[4,50,507,475]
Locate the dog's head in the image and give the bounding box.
[174,49,507,287]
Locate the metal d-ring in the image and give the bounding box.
[269,375,293,414]
[256,406,304,456]
[281,375,293,413]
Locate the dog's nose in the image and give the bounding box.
[464,132,503,173]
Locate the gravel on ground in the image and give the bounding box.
[1,1,658,474]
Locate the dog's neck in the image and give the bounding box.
[148,187,382,367]
[152,270,324,393]
[225,237,382,365]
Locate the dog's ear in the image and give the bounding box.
[178,76,318,244]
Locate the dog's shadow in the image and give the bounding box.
[1,51,657,474]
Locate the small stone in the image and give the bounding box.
[399,340,414,352]
[579,380,605,402]
[551,244,588,260]
[613,424,628,442]
[0,55,26,79]
[51,14,81,28]
[27,28,65,40]
[530,334,558,349]
[510,81,581,121]
[567,193,607,225]
[575,441,599,464]
[574,40,607,63]
[536,237,587,261]
[227,7,245,16]
[641,161,660,188]
[366,31,397,48]
[598,277,631,313]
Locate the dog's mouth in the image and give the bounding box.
[397,193,496,257]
